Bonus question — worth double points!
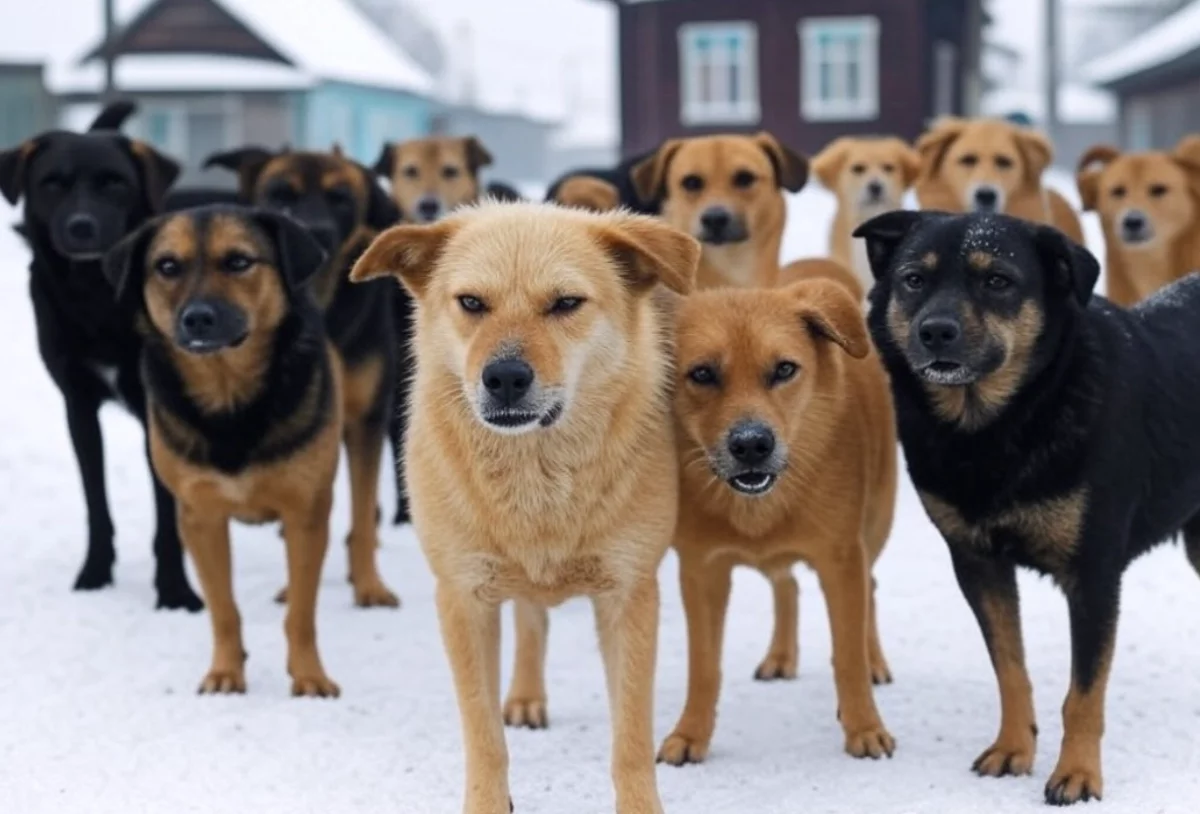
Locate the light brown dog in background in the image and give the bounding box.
[915,117,1084,243]
[373,136,493,223]
[631,132,808,289]
[659,257,897,766]
[1076,137,1200,306]
[812,136,920,297]
[351,202,699,814]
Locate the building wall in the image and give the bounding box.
[617,0,959,157]
[1116,78,1200,151]
[0,65,56,148]
[302,82,433,166]
[436,107,555,184]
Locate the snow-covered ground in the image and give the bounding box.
[2,180,1197,814]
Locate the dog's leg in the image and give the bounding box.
[659,560,732,766]
[388,406,410,525]
[595,576,664,814]
[178,504,245,694]
[62,387,115,591]
[949,548,1038,777]
[280,488,340,698]
[436,583,510,814]
[815,541,894,759]
[144,435,203,611]
[1182,515,1200,579]
[1044,578,1120,805]
[867,576,893,685]
[755,569,798,681]
[503,599,549,729]
[343,417,400,608]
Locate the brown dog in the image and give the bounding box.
[1076,137,1200,306]
[350,202,699,814]
[812,136,920,297]
[102,205,342,697]
[372,136,493,223]
[915,117,1084,244]
[552,175,622,213]
[631,132,808,289]
[660,259,897,765]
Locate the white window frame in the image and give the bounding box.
[934,40,958,117]
[678,21,760,126]
[800,16,881,122]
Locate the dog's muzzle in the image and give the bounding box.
[1119,209,1154,245]
[697,206,749,245]
[969,185,1003,214]
[909,313,981,385]
[476,356,563,434]
[415,195,443,223]
[712,419,786,496]
[174,299,249,355]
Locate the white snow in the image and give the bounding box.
[1082,0,1200,86]
[50,55,316,94]
[2,180,1196,814]
[981,84,1117,126]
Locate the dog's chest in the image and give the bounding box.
[85,360,130,408]
[458,552,619,605]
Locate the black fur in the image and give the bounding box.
[484,181,523,202]
[544,150,659,215]
[87,100,138,133]
[857,209,1200,802]
[0,129,200,610]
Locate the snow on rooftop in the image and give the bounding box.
[50,55,314,95]
[981,83,1117,125]
[1082,1,1200,86]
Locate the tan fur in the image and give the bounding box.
[659,278,898,765]
[915,117,1084,243]
[351,201,700,814]
[631,132,807,289]
[813,137,919,297]
[381,136,492,220]
[1076,138,1200,306]
[143,213,343,698]
[779,257,867,303]
[553,175,621,213]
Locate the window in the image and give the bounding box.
[678,22,760,125]
[800,16,880,122]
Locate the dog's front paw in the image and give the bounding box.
[503,697,548,729]
[198,667,246,695]
[156,581,204,612]
[1045,761,1103,806]
[972,733,1036,777]
[753,650,797,681]
[353,576,400,609]
[73,556,114,591]
[844,723,896,759]
[291,671,340,698]
[657,730,711,766]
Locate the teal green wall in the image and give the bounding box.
[0,68,55,148]
[301,82,432,164]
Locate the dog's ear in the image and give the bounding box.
[1032,223,1100,307]
[0,139,44,206]
[372,143,395,178]
[787,278,871,359]
[1075,145,1120,211]
[126,140,180,211]
[754,131,809,192]
[203,147,274,198]
[485,181,522,202]
[811,137,851,190]
[349,219,459,298]
[895,140,923,187]
[253,209,328,295]
[331,142,344,158]
[1013,127,1053,186]
[915,117,967,179]
[852,210,928,280]
[102,218,157,305]
[462,137,493,175]
[363,169,401,231]
[592,213,700,296]
[1171,135,1200,201]
[631,139,684,204]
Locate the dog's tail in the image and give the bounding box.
[88,100,138,132]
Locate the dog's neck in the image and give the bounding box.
[697,235,783,289]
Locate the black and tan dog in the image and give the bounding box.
[373,135,516,223]
[544,150,658,214]
[1,121,201,610]
[104,204,342,696]
[203,144,402,606]
[856,209,1200,805]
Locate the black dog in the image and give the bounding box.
[0,129,202,610]
[855,209,1200,805]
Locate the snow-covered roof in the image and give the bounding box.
[1082,1,1200,86]
[981,84,1117,125]
[52,56,313,95]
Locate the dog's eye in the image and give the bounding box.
[548,296,585,315]
[850,163,868,175]
[1149,184,1169,198]
[223,252,255,274]
[154,256,183,278]
[403,165,420,180]
[995,155,1015,170]
[770,361,799,385]
[441,165,461,180]
[732,170,757,189]
[902,272,925,291]
[681,174,705,192]
[881,163,895,174]
[98,174,129,194]
[40,175,67,192]
[1110,185,1127,199]
[457,294,488,314]
[985,274,1012,291]
[687,364,719,386]
[266,183,297,206]
[958,154,979,168]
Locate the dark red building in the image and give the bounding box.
[604,0,984,157]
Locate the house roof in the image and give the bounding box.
[1082,0,1200,88]
[981,84,1116,126]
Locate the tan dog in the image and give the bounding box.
[631,132,808,289]
[813,136,920,296]
[350,202,699,814]
[1076,137,1200,306]
[659,259,897,766]
[915,117,1084,243]
[373,136,493,223]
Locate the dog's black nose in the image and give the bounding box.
[918,316,962,352]
[179,302,218,339]
[1122,211,1147,232]
[66,214,98,243]
[727,422,776,467]
[417,197,442,221]
[866,180,885,198]
[482,358,534,407]
[974,187,998,208]
[700,208,731,234]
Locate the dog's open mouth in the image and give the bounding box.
[482,401,565,432]
[919,360,977,386]
[728,471,777,496]
[180,333,249,355]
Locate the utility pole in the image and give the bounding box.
[101,0,117,102]
[1045,0,1059,138]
